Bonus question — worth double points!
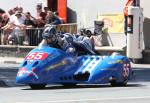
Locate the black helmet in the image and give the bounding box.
[42,26,57,43]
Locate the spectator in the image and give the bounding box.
[13,6,18,13]
[8,9,16,23]
[0,8,5,28]
[45,10,63,25]
[1,13,9,27]
[1,13,9,44]
[44,6,49,14]
[17,6,26,20]
[2,9,17,45]
[35,3,46,27]
[0,16,3,29]
[0,8,5,44]
[0,18,2,29]
[24,12,36,28]
[35,3,46,45]
[24,12,36,46]
[17,6,23,13]
[8,11,26,45]
[0,8,5,17]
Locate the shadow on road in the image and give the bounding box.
[22,83,144,90]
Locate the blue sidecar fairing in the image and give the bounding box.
[16,46,132,88]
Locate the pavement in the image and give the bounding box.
[0,57,24,64]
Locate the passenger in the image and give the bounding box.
[40,26,76,56]
[70,33,96,55]
[40,26,95,56]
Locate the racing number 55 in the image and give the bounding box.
[25,52,48,60]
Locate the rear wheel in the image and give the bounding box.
[110,79,128,87]
[29,84,46,89]
[110,61,130,87]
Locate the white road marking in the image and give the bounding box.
[16,96,150,103]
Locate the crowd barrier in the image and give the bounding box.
[0,23,77,46]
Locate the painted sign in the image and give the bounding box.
[97,14,124,33]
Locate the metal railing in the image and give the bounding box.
[0,28,43,46]
[0,23,77,46]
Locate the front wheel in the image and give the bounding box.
[29,84,46,89]
[62,83,77,87]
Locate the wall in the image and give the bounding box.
[67,0,126,29]
[67,0,150,48]
[67,0,126,47]
[141,0,150,49]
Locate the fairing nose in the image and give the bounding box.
[16,75,29,84]
[16,70,38,84]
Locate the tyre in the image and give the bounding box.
[62,83,77,87]
[110,61,129,87]
[110,79,128,87]
[29,84,46,89]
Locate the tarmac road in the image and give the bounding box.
[0,63,150,103]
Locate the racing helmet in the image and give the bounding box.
[63,33,73,43]
[42,26,57,43]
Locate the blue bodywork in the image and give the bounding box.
[16,46,132,87]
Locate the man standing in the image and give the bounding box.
[35,3,46,27]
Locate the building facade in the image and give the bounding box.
[1,0,150,47]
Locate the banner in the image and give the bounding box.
[97,14,124,33]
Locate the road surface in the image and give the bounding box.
[0,63,150,103]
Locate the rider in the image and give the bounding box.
[40,26,76,56]
[40,26,96,56]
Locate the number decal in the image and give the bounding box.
[123,63,130,78]
[34,53,43,60]
[26,52,36,60]
[25,52,48,60]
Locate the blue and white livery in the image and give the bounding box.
[16,46,132,89]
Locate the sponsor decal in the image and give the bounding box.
[108,60,123,64]
[46,60,68,71]
[17,67,38,79]
[17,68,29,77]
